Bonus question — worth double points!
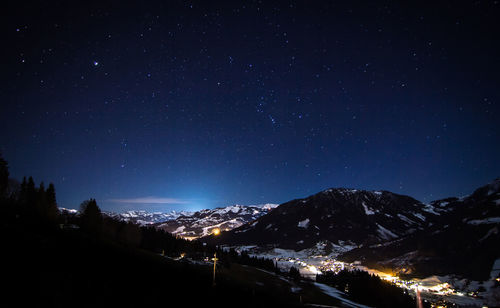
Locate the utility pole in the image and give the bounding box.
[416,285,423,308]
[212,252,218,287]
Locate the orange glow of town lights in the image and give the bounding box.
[212,228,221,236]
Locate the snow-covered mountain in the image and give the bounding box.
[105,210,194,225]
[59,204,279,233]
[59,208,194,226]
[210,188,438,249]
[156,204,279,239]
[207,180,500,281]
[342,178,500,280]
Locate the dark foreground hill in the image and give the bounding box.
[1,219,307,308]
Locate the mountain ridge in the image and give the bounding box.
[156,203,278,239]
[206,179,500,280]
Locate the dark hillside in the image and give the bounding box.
[2,219,305,308]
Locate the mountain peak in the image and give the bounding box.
[467,178,500,200]
[321,187,388,197]
[210,186,435,250]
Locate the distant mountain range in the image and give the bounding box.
[207,179,500,281]
[59,208,194,225]
[155,204,278,239]
[105,210,194,225]
[59,204,279,240]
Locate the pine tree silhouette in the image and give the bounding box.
[45,183,58,221]
[36,181,47,217]
[0,153,9,199]
[26,176,36,205]
[289,266,301,281]
[80,198,102,234]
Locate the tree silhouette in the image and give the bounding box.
[36,181,47,217]
[80,198,102,234]
[45,183,58,221]
[26,176,36,206]
[316,269,420,308]
[0,153,9,199]
[289,266,301,281]
[46,183,56,206]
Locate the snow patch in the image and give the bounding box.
[314,282,372,308]
[397,214,415,225]
[467,217,500,225]
[361,202,375,215]
[254,203,279,210]
[422,204,440,215]
[298,218,310,228]
[413,213,426,221]
[376,223,398,240]
[172,226,185,234]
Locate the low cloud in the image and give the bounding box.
[108,197,190,204]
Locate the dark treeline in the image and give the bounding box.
[316,269,430,308]
[60,198,216,257]
[0,151,58,226]
[0,154,304,307]
[218,248,279,273]
[0,152,280,272]
[65,201,282,274]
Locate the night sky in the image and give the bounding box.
[2,1,499,212]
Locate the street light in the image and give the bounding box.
[212,228,220,286]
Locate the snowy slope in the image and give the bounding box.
[59,207,194,226]
[156,204,278,239]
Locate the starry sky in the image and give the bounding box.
[1,1,499,212]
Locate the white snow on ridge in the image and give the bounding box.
[256,203,279,210]
[362,202,375,215]
[413,213,426,221]
[467,217,500,225]
[422,204,440,215]
[172,226,185,234]
[314,282,372,308]
[59,207,78,214]
[298,218,310,228]
[376,223,398,240]
[397,214,415,225]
